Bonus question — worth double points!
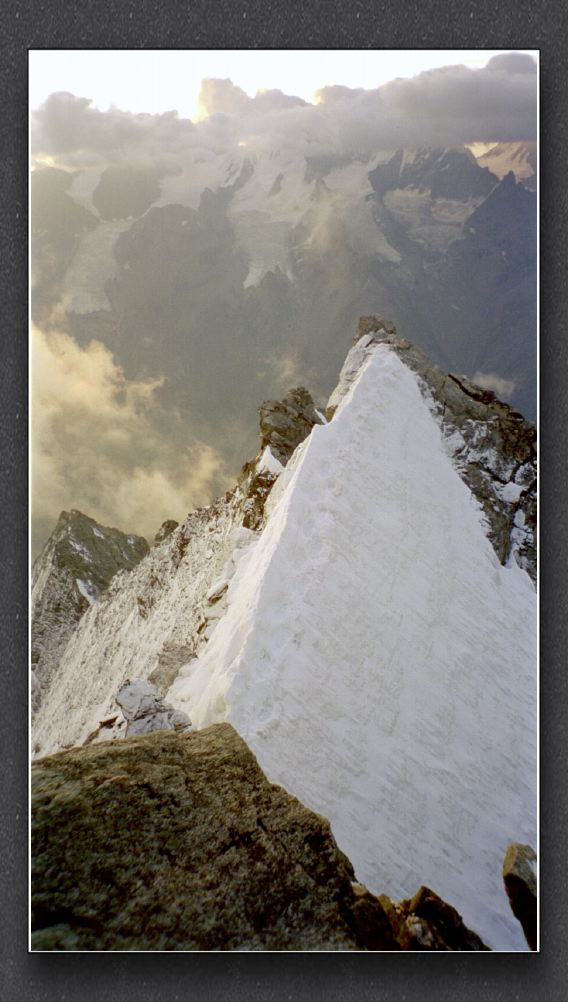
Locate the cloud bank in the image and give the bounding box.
[32,52,537,166]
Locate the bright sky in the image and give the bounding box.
[29,49,537,121]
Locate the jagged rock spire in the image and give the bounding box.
[335,315,536,581]
[258,386,324,466]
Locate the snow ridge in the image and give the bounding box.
[32,387,322,757]
[169,342,536,951]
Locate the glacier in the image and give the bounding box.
[168,342,537,951]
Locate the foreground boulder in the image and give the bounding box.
[31,723,489,951]
[503,843,537,950]
[32,725,371,950]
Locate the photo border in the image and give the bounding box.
[3,1,566,997]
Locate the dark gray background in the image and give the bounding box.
[2,0,566,998]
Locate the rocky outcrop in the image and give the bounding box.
[148,641,196,694]
[32,725,369,951]
[80,679,193,747]
[31,723,491,952]
[335,316,536,581]
[115,679,192,736]
[379,886,489,951]
[237,459,281,532]
[259,387,324,466]
[31,510,149,715]
[503,843,537,950]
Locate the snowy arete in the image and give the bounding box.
[32,318,537,951]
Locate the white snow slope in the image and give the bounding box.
[169,342,536,951]
[32,496,251,756]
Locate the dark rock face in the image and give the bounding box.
[31,510,150,716]
[153,519,179,546]
[238,461,279,532]
[240,386,324,530]
[369,147,497,202]
[32,725,367,951]
[259,386,324,466]
[348,884,400,950]
[351,317,536,582]
[379,886,489,951]
[423,172,537,419]
[40,509,150,595]
[502,843,537,950]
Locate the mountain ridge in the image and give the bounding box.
[32,318,536,755]
[31,318,537,950]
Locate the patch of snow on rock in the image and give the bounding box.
[258,446,285,476]
[500,482,525,504]
[76,579,96,605]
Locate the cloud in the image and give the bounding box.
[472,370,517,399]
[197,78,250,117]
[485,52,537,74]
[316,59,537,150]
[32,52,537,169]
[32,326,230,556]
[252,89,307,112]
[31,91,196,161]
[314,85,365,104]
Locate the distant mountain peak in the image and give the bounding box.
[31,511,149,717]
[477,141,536,191]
